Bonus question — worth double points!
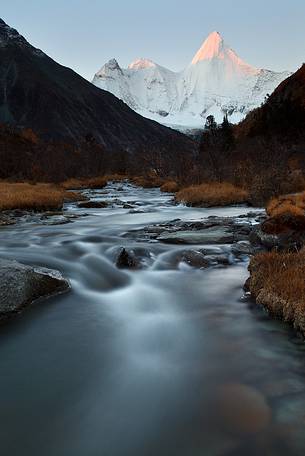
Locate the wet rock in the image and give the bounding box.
[0,214,16,226]
[78,200,109,209]
[249,226,279,250]
[122,203,134,209]
[0,259,70,322]
[204,254,232,265]
[41,216,72,226]
[116,248,140,269]
[250,219,305,252]
[177,250,209,268]
[238,211,265,219]
[231,241,255,256]
[110,199,125,205]
[217,383,271,435]
[157,227,235,245]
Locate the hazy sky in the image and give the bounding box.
[2,0,305,80]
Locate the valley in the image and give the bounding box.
[1,9,305,456]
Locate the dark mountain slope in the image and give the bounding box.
[237,64,305,141]
[196,65,305,203]
[0,18,194,156]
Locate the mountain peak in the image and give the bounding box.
[128,58,156,70]
[191,31,226,64]
[0,18,28,44]
[94,58,123,79]
[105,58,121,70]
[0,17,44,56]
[190,31,257,73]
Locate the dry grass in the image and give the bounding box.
[61,176,108,190]
[267,192,305,217]
[262,192,305,235]
[249,251,305,335]
[160,181,179,193]
[131,176,165,188]
[176,182,249,207]
[0,182,68,211]
[61,174,127,190]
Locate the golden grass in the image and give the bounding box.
[160,181,179,193]
[61,174,127,190]
[0,182,67,211]
[263,192,305,234]
[131,176,165,188]
[176,182,249,207]
[267,192,305,217]
[249,251,305,334]
[61,176,108,190]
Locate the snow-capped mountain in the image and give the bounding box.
[92,31,291,130]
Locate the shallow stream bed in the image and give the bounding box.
[0,182,305,455]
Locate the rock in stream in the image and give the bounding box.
[0,259,70,322]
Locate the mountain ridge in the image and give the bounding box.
[0,18,195,180]
[93,32,291,129]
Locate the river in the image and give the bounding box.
[0,182,305,456]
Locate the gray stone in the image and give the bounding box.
[0,259,70,321]
[231,241,255,256]
[116,248,140,269]
[204,254,232,265]
[177,250,209,268]
[157,227,234,245]
[78,200,109,209]
[249,226,279,249]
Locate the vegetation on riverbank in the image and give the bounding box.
[247,189,305,336]
[267,192,305,217]
[61,176,109,190]
[257,192,305,236]
[0,182,82,211]
[175,183,249,207]
[160,181,180,193]
[248,251,305,336]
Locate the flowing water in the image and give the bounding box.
[0,182,305,456]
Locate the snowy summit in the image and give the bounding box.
[92,31,291,130]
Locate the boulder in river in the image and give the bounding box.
[116,248,140,269]
[175,250,210,268]
[0,259,70,322]
[78,200,109,209]
[157,227,235,245]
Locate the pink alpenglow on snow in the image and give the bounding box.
[93,31,291,130]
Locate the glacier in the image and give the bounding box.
[92,31,291,130]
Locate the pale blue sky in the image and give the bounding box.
[2,0,304,80]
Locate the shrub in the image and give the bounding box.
[61,176,108,190]
[131,176,164,188]
[160,181,179,193]
[176,182,249,207]
[267,192,305,217]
